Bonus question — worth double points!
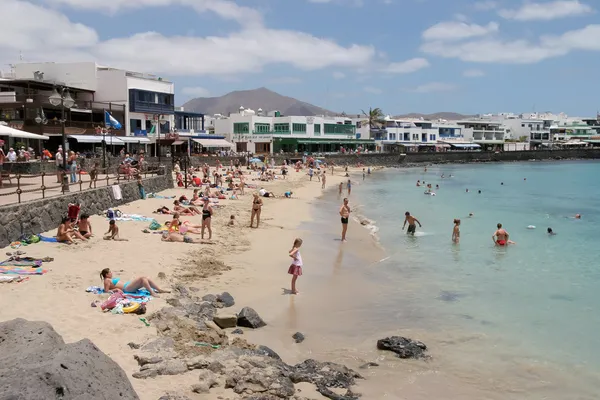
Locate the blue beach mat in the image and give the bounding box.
[86,286,152,303]
[38,235,58,243]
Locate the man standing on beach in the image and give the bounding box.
[321,172,326,189]
[339,198,351,242]
[403,212,422,236]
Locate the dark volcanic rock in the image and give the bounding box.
[217,291,235,307]
[231,328,244,335]
[377,336,428,359]
[237,307,266,329]
[292,332,305,343]
[0,318,139,399]
[202,294,217,303]
[290,359,362,389]
[255,345,282,361]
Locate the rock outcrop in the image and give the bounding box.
[0,318,139,399]
[376,336,429,359]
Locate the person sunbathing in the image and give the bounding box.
[173,200,200,215]
[165,219,203,234]
[161,231,212,244]
[100,268,169,297]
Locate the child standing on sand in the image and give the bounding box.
[288,238,303,294]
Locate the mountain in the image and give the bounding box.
[182,87,335,117]
[392,112,474,120]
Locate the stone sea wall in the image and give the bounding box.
[0,173,173,248]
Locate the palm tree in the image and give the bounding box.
[361,107,386,140]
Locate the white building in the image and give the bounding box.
[11,62,175,150]
[213,109,373,154]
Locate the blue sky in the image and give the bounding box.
[1,0,600,115]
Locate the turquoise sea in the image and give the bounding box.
[295,160,600,399]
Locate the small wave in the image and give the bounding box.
[353,213,380,239]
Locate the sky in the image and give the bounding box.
[1,0,599,116]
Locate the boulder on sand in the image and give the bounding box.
[236,307,266,329]
[213,314,238,329]
[376,336,429,359]
[0,318,139,399]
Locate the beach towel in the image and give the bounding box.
[108,214,154,222]
[0,276,28,283]
[39,235,58,243]
[147,193,175,199]
[86,286,152,303]
[112,184,122,200]
[0,259,43,268]
[0,266,47,275]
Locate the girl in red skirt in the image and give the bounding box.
[288,238,303,294]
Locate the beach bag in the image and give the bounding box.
[100,291,125,311]
[134,304,147,315]
[148,220,162,231]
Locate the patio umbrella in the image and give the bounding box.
[0,124,49,140]
[249,158,262,163]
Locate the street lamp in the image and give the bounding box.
[49,87,75,192]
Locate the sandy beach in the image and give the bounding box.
[0,164,381,399]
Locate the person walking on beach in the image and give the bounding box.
[287,238,303,294]
[403,212,422,236]
[493,223,514,246]
[339,198,351,242]
[452,219,460,243]
[321,172,326,189]
[362,168,366,180]
[347,179,352,196]
[308,167,314,181]
[338,182,343,196]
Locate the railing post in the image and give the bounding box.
[16,174,22,203]
[41,172,46,199]
[106,168,110,187]
[79,170,83,191]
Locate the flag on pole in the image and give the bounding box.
[104,111,122,129]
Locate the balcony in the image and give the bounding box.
[0,93,125,113]
[19,119,125,136]
[128,89,174,114]
[129,101,174,114]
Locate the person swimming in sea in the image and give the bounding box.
[547,227,556,235]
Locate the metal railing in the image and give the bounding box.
[0,164,161,205]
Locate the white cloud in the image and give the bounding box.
[409,82,457,93]
[381,58,430,73]
[498,1,593,21]
[421,23,600,64]
[333,71,346,79]
[363,86,383,94]
[422,22,499,41]
[181,87,211,97]
[454,13,469,22]
[474,0,498,11]
[463,69,485,77]
[46,0,263,27]
[0,0,377,77]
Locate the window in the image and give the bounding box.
[324,123,356,135]
[528,124,532,128]
[254,123,270,133]
[404,133,409,141]
[292,123,307,133]
[274,123,289,133]
[130,119,142,130]
[521,124,525,127]
[314,124,321,134]
[233,123,249,134]
[429,134,436,141]
[413,134,418,140]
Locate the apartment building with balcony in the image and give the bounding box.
[213,107,373,154]
[1,62,175,153]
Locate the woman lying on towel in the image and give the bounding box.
[100,267,170,297]
[173,200,200,215]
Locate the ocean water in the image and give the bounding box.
[291,160,600,399]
